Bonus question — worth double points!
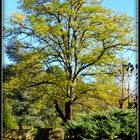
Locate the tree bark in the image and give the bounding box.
[119,100,124,109]
[65,101,73,120]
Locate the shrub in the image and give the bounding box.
[65,108,137,140]
[34,127,64,140]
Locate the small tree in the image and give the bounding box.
[115,60,138,109]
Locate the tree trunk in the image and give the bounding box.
[19,122,23,130]
[119,100,124,109]
[128,101,132,108]
[65,78,73,121]
[65,101,73,120]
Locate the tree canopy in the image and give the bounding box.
[4,0,136,124]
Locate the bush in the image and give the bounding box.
[34,127,64,140]
[65,108,137,140]
[3,99,18,131]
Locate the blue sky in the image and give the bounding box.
[3,0,137,65]
[4,0,137,19]
[103,0,137,17]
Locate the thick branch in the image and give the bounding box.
[120,87,138,102]
[72,47,106,82]
[72,88,95,102]
[54,101,67,122]
[26,81,55,88]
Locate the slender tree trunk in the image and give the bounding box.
[127,70,131,108]
[119,64,125,109]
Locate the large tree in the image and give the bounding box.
[4,0,135,122]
